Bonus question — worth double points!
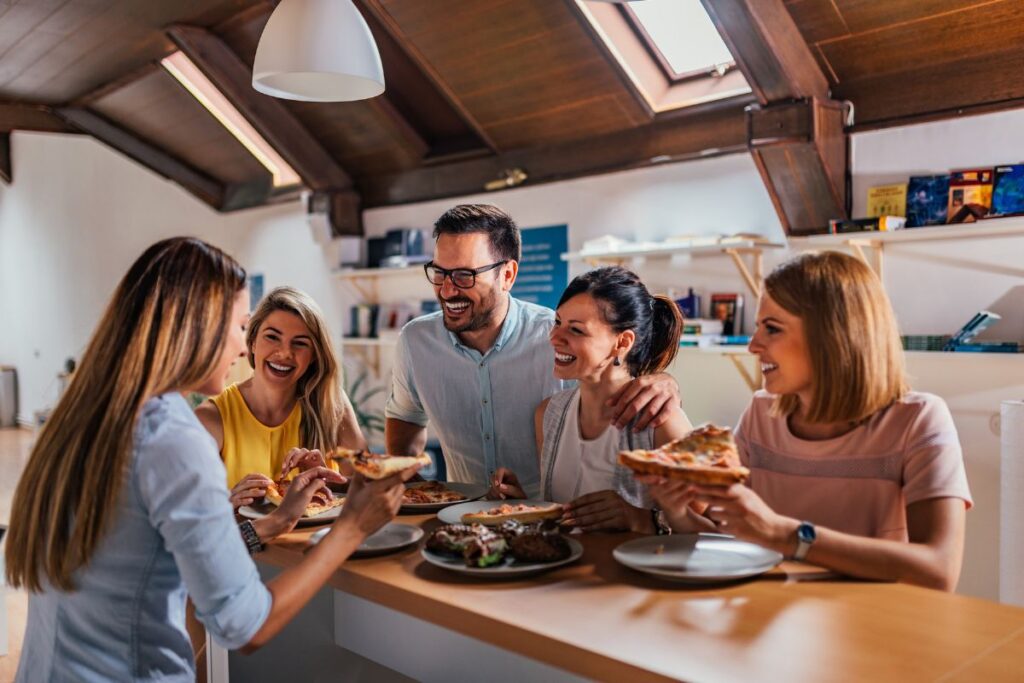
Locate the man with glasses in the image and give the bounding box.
[385,204,679,496]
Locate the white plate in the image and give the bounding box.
[310,523,424,557]
[421,537,583,578]
[613,534,782,583]
[400,481,488,512]
[238,500,343,526]
[436,499,558,525]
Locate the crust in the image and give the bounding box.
[617,451,749,485]
[333,449,432,480]
[263,481,345,517]
[461,504,563,526]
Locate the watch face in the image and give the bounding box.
[797,522,816,543]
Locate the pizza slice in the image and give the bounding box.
[402,481,468,505]
[333,448,432,480]
[461,502,563,526]
[618,424,750,485]
[264,478,345,518]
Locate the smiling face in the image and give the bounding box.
[748,293,814,404]
[432,232,513,334]
[194,289,250,396]
[549,293,633,382]
[251,309,315,389]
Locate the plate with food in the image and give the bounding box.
[309,522,424,558]
[421,520,583,578]
[237,478,345,526]
[437,500,563,526]
[400,481,487,512]
[333,448,432,479]
[618,424,750,485]
[613,534,782,583]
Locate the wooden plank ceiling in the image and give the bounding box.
[0,0,1021,224]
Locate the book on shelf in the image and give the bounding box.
[991,164,1024,217]
[829,216,906,234]
[947,168,993,224]
[906,175,950,227]
[866,184,907,218]
[943,310,1002,351]
[709,293,744,336]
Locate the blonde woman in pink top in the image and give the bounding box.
[643,252,972,591]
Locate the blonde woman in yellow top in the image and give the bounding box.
[196,286,366,511]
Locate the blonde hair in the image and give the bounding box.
[765,251,908,424]
[246,287,345,454]
[6,238,246,591]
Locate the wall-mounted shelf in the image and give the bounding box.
[561,238,784,298]
[679,345,761,392]
[788,215,1024,278]
[333,265,424,300]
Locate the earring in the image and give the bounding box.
[613,357,621,366]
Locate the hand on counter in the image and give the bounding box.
[561,490,651,533]
[489,467,526,500]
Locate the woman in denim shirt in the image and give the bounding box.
[4,237,419,682]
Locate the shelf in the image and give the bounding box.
[562,238,784,299]
[333,266,423,279]
[788,215,1024,278]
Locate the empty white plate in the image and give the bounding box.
[613,533,783,583]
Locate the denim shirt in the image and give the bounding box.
[385,296,566,495]
[17,392,271,683]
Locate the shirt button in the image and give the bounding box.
[479,361,485,367]
[485,434,491,441]
[482,398,488,404]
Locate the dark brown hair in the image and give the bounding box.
[558,266,683,376]
[433,204,521,262]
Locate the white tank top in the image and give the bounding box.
[548,389,622,503]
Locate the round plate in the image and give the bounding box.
[436,499,557,525]
[400,481,488,513]
[238,500,344,526]
[420,537,583,579]
[613,533,782,583]
[309,523,424,557]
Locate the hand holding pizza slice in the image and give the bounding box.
[618,424,749,485]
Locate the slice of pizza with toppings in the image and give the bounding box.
[402,481,468,505]
[618,424,749,485]
[264,478,345,518]
[461,502,563,526]
[333,448,432,480]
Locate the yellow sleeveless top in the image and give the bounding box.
[211,383,303,487]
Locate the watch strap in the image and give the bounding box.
[239,519,264,555]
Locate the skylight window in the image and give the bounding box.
[161,51,301,188]
[625,0,735,81]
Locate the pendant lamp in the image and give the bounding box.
[252,0,385,102]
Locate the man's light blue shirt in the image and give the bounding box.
[386,296,564,494]
[17,392,271,683]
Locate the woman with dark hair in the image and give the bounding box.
[5,237,420,681]
[492,266,693,532]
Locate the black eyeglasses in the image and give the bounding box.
[424,260,507,289]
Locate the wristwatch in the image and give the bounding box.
[793,521,816,561]
[239,520,265,555]
[651,506,672,536]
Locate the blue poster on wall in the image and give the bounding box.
[511,224,568,312]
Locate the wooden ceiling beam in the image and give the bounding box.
[166,24,353,192]
[355,0,499,153]
[56,106,225,209]
[0,133,11,184]
[0,102,81,134]
[702,0,846,235]
[359,104,749,207]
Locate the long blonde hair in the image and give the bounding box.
[246,287,345,454]
[5,237,246,592]
[765,251,908,424]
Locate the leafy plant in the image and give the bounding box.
[344,367,386,438]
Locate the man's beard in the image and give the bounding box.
[440,284,500,334]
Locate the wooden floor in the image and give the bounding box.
[1,427,34,683]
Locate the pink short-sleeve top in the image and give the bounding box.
[734,391,973,541]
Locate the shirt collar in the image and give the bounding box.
[446,295,520,354]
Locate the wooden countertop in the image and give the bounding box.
[260,515,1024,683]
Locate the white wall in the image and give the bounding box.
[0,132,344,425]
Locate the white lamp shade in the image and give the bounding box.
[252,0,385,102]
